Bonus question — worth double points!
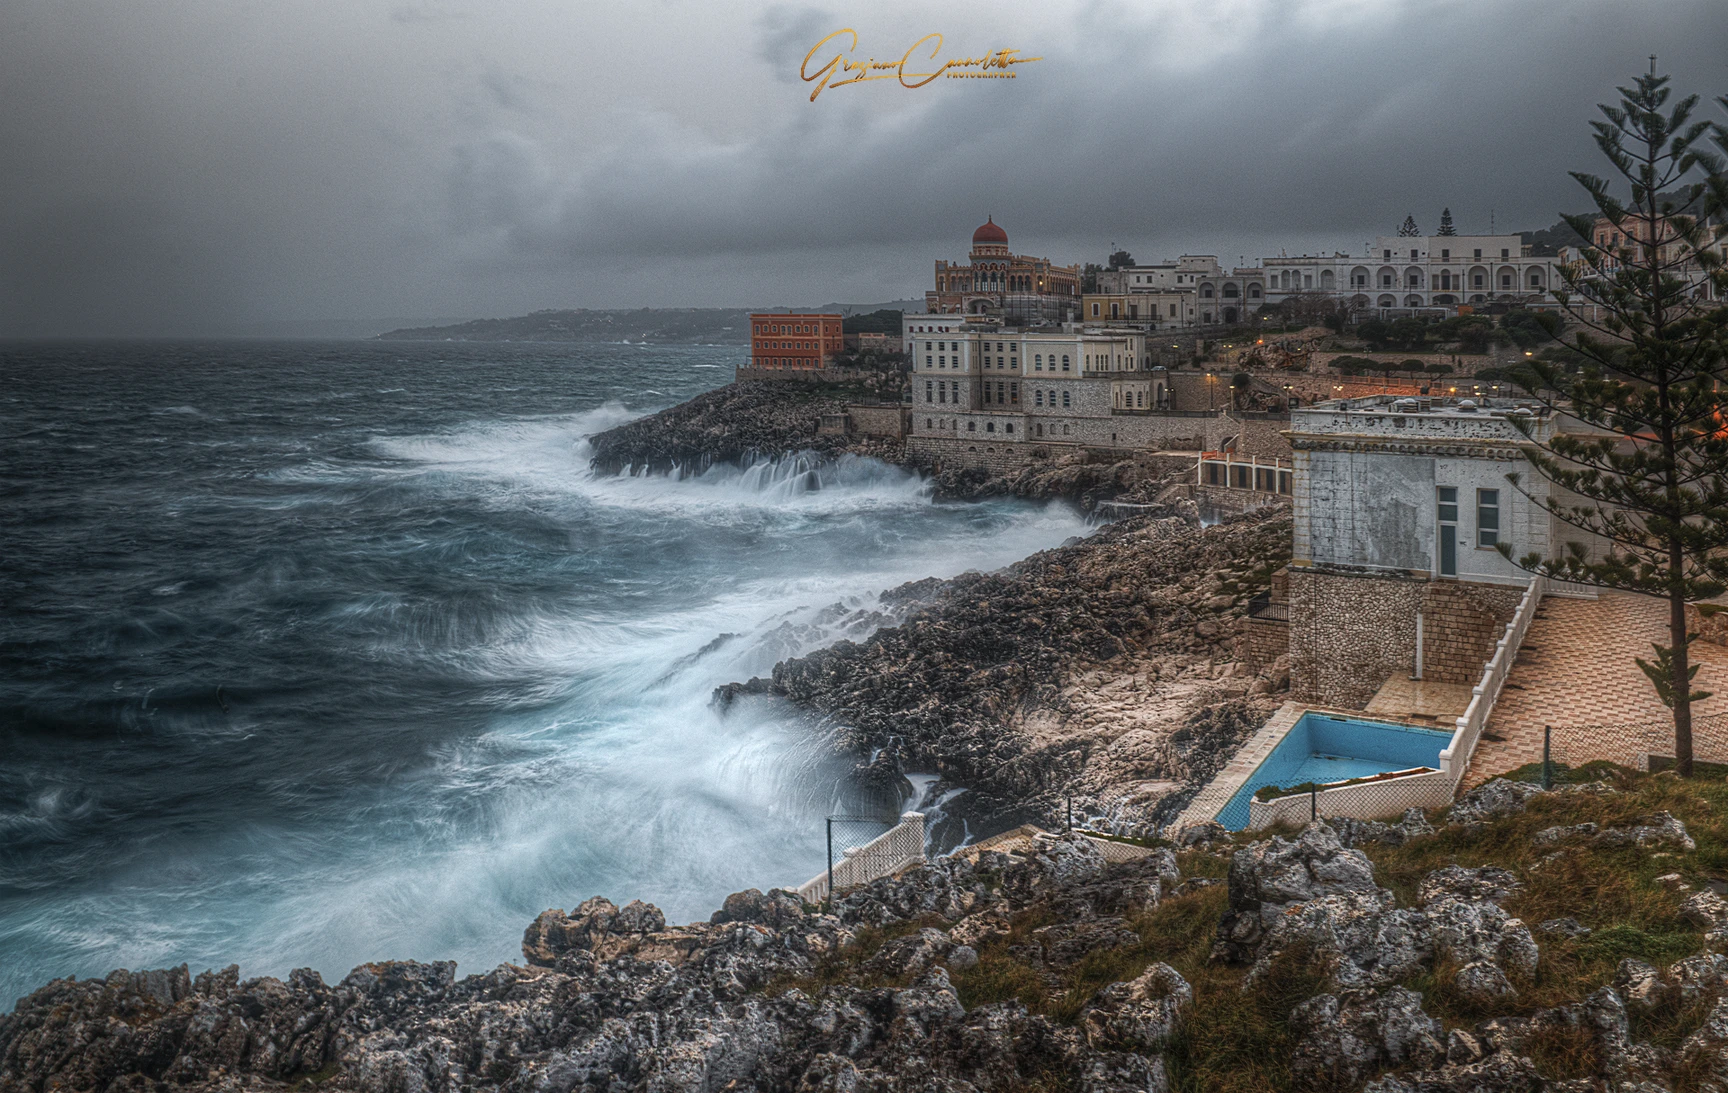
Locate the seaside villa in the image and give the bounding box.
[1179,394,1619,831]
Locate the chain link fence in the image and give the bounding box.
[1527,711,1728,784]
[1243,766,1452,829]
[795,813,926,906]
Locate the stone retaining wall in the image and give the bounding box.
[1288,569,1525,708]
[1240,616,1289,671]
[846,403,911,439]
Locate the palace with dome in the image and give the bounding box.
[925,217,1081,323]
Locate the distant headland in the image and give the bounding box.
[373,302,924,344]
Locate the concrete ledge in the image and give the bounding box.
[1171,701,1307,831]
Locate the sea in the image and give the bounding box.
[0,340,1089,1006]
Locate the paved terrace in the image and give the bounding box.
[1465,591,1728,784]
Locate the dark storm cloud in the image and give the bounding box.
[1,0,1725,335]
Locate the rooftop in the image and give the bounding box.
[1300,394,1551,420]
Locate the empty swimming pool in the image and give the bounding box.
[1215,713,1454,830]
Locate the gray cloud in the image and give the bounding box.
[2,0,1725,335]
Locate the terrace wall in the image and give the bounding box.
[1288,569,1524,708]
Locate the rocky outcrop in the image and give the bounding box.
[1446,778,1546,827]
[0,834,1189,1093]
[587,382,903,474]
[1290,987,1445,1087]
[1215,825,1540,1003]
[719,511,1292,843]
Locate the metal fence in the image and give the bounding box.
[1246,592,1290,622]
[794,812,926,906]
[1530,712,1728,783]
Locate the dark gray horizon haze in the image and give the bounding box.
[3,0,1726,337]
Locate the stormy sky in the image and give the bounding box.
[2,0,1725,336]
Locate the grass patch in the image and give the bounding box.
[761,768,1728,1091]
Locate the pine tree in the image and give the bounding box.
[1398,215,1420,237]
[1508,70,1728,776]
[1438,208,1457,235]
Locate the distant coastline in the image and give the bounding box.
[374,302,924,344]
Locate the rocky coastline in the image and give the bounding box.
[11,774,1728,1093]
[592,376,1295,845]
[716,508,1292,847]
[586,380,1190,506]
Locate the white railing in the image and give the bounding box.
[795,812,926,905]
[1438,575,1547,789]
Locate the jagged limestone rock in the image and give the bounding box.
[1289,986,1445,1087]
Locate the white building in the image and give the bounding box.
[1281,394,1602,708]
[1262,235,1560,314]
[1091,256,1267,327]
[900,315,1171,444]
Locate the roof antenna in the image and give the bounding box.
[1490,208,1495,233]
[1650,54,1658,76]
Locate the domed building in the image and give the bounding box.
[926,217,1080,323]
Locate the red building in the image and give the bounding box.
[750,313,844,370]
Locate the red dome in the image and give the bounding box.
[972,216,1007,245]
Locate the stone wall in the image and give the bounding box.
[1220,415,1293,459]
[846,403,910,439]
[1420,579,1527,684]
[735,366,881,385]
[907,435,1054,474]
[1287,569,1525,708]
[1240,616,1289,671]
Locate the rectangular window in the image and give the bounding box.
[1278,471,1292,495]
[1010,383,1018,404]
[925,355,933,367]
[1035,390,1044,407]
[1474,249,1482,259]
[1438,486,1458,577]
[1062,355,1070,371]
[925,381,933,402]
[1477,489,1500,547]
[938,355,946,367]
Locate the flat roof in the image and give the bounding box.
[1300,395,1550,419]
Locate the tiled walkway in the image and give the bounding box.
[1465,592,1728,784]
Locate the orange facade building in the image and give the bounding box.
[750,313,844,370]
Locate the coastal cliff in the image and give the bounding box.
[717,508,1293,846]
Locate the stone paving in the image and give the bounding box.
[1364,678,1476,725]
[1464,591,1728,784]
